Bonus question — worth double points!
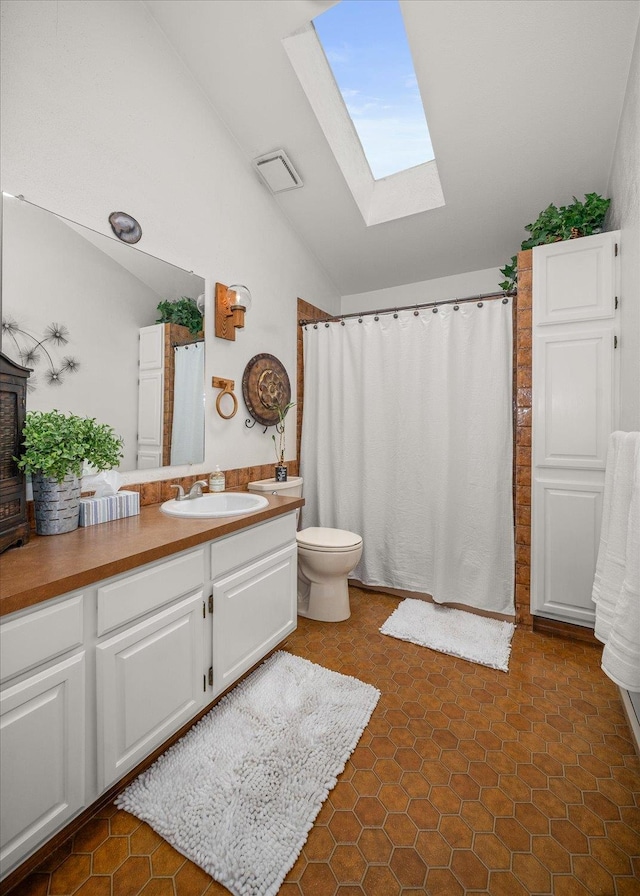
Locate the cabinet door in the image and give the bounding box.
[0,653,85,877]
[533,327,615,470]
[212,544,297,694]
[137,371,163,447]
[96,591,205,790]
[139,325,164,370]
[533,232,618,325]
[530,478,603,625]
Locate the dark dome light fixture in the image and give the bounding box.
[108,211,142,244]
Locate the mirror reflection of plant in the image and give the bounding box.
[156,297,203,336]
[1,318,80,390]
[271,401,296,465]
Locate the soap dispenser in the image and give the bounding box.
[209,466,225,492]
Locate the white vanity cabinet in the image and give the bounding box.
[211,515,298,693]
[0,508,299,880]
[0,594,86,875]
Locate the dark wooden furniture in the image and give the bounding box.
[0,352,31,552]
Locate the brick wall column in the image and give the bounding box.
[296,299,332,465]
[515,250,533,627]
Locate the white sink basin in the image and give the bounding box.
[161,492,269,519]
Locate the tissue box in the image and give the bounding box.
[78,491,140,527]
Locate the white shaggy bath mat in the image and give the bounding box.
[380,598,516,672]
[115,651,379,896]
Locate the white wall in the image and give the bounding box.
[0,0,340,483]
[341,267,502,316]
[608,18,640,721]
[607,18,640,432]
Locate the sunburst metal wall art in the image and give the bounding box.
[1,318,80,391]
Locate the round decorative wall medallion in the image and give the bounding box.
[108,211,142,244]
[242,353,291,427]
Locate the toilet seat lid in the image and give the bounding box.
[297,527,363,551]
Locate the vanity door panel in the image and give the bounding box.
[212,544,297,694]
[0,653,85,876]
[96,591,206,791]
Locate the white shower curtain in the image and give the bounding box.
[170,342,205,466]
[301,300,514,615]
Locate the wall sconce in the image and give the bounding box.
[215,282,252,341]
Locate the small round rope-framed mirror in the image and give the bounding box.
[242,353,291,427]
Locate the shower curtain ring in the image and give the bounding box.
[341,318,345,326]
[393,310,398,318]
[414,305,419,316]
[477,301,484,308]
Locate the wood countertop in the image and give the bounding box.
[0,495,304,618]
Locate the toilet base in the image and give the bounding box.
[297,577,351,622]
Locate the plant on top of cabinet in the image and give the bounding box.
[499,192,611,292]
[16,410,123,535]
[156,297,203,336]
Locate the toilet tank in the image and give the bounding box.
[247,476,303,498]
[247,476,303,526]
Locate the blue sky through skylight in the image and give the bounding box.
[313,0,434,180]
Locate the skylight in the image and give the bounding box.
[282,8,444,226]
[313,0,434,180]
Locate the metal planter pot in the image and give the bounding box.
[32,473,81,535]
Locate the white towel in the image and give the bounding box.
[591,433,623,630]
[592,432,640,691]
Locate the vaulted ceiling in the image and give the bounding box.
[145,0,639,296]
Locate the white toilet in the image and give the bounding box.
[247,477,363,622]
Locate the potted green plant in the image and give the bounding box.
[156,297,203,336]
[16,410,123,535]
[271,401,295,482]
[499,192,610,292]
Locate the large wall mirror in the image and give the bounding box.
[1,194,206,472]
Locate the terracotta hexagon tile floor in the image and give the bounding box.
[6,587,640,896]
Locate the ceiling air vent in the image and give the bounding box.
[252,150,303,193]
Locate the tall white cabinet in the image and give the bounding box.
[137,324,164,469]
[530,232,620,626]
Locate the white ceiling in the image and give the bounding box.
[145,0,639,296]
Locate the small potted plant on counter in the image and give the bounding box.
[272,401,295,482]
[16,409,123,535]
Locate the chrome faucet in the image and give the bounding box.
[188,480,209,499]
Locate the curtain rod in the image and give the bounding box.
[298,290,514,327]
[172,339,204,348]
